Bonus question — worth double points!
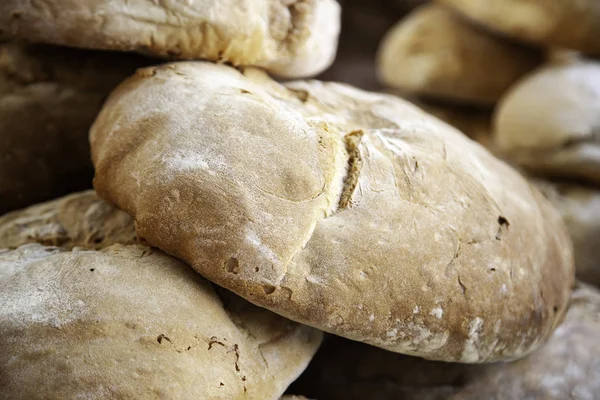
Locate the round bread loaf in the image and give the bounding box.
[91,61,574,363]
[0,42,148,214]
[0,190,136,250]
[0,244,322,399]
[438,0,600,54]
[494,59,600,184]
[290,283,600,400]
[0,0,340,78]
[376,4,542,106]
[534,181,600,287]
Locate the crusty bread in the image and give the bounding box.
[0,243,322,399]
[0,190,136,250]
[0,0,340,78]
[91,61,574,363]
[534,181,600,287]
[494,59,600,184]
[377,4,542,106]
[0,42,148,214]
[438,0,600,55]
[290,283,600,400]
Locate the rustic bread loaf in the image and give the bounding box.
[0,244,322,399]
[534,181,600,287]
[290,283,600,400]
[494,59,600,184]
[0,42,147,214]
[0,0,340,78]
[438,0,600,54]
[91,61,574,363]
[0,190,136,250]
[377,4,542,106]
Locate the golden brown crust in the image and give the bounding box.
[0,190,137,250]
[438,0,600,55]
[0,42,148,214]
[376,4,542,106]
[91,62,574,362]
[0,244,322,399]
[0,0,340,78]
[290,283,600,400]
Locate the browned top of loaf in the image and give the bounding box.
[91,61,574,362]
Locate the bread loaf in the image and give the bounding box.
[0,0,340,78]
[438,0,600,54]
[494,59,600,184]
[0,243,322,399]
[377,4,541,106]
[0,190,136,250]
[91,62,574,362]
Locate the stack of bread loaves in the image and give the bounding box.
[0,1,594,399]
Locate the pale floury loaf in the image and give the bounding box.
[438,0,600,54]
[494,59,600,184]
[91,62,574,363]
[0,0,340,78]
[377,4,541,106]
[0,243,322,400]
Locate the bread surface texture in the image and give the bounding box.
[91,61,574,362]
